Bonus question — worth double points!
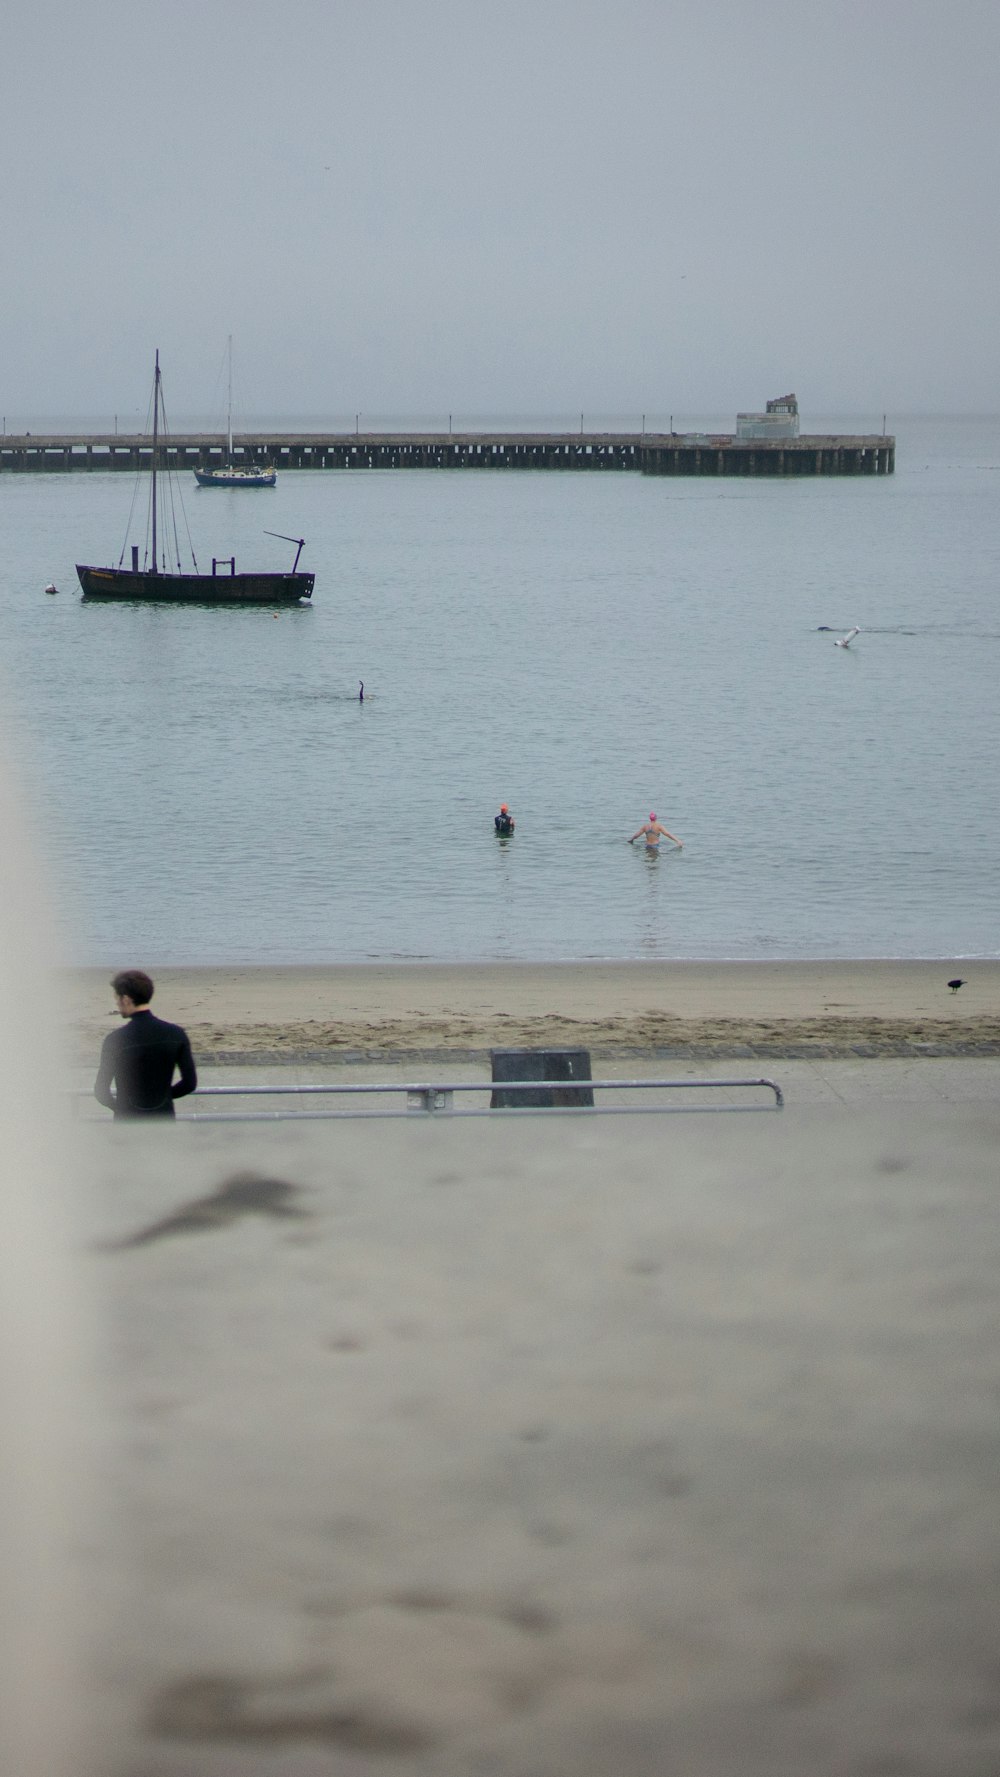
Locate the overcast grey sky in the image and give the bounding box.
[4,0,999,417]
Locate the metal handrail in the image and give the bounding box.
[73,1076,783,1121]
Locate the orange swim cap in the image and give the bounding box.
[500,804,508,813]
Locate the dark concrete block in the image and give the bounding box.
[490,1049,594,1109]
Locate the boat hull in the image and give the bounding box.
[76,565,313,603]
[193,467,277,488]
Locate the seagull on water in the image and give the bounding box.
[835,627,860,648]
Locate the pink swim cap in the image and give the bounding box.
[649,813,656,821]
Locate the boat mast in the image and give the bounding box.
[151,349,160,573]
[226,334,233,466]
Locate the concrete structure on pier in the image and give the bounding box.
[640,432,894,475]
[736,391,801,442]
[0,426,895,476]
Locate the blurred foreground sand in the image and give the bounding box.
[82,1102,1000,1776]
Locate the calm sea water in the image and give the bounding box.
[1,414,998,965]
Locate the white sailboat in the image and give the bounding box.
[194,337,277,487]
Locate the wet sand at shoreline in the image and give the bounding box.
[66,959,1000,1060]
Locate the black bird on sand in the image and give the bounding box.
[947,978,966,993]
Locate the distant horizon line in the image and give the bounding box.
[3,408,998,426]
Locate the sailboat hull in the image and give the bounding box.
[76,565,314,604]
[193,466,277,488]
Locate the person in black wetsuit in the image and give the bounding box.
[494,803,515,836]
[94,969,197,1119]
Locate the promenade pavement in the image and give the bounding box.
[69,1079,1000,1775]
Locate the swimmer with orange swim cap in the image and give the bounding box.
[494,803,515,836]
[628,812,682,850]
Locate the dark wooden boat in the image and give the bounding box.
[77,561,313,602]
[76,352,313,604]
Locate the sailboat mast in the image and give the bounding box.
[227,334,233,465]
[151,349,160,572]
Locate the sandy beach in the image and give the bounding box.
[66,958,1000,1062]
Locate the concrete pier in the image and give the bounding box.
[640,432,895,476]
[0,429,895,475]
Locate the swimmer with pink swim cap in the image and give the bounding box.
[628,810,682,851]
